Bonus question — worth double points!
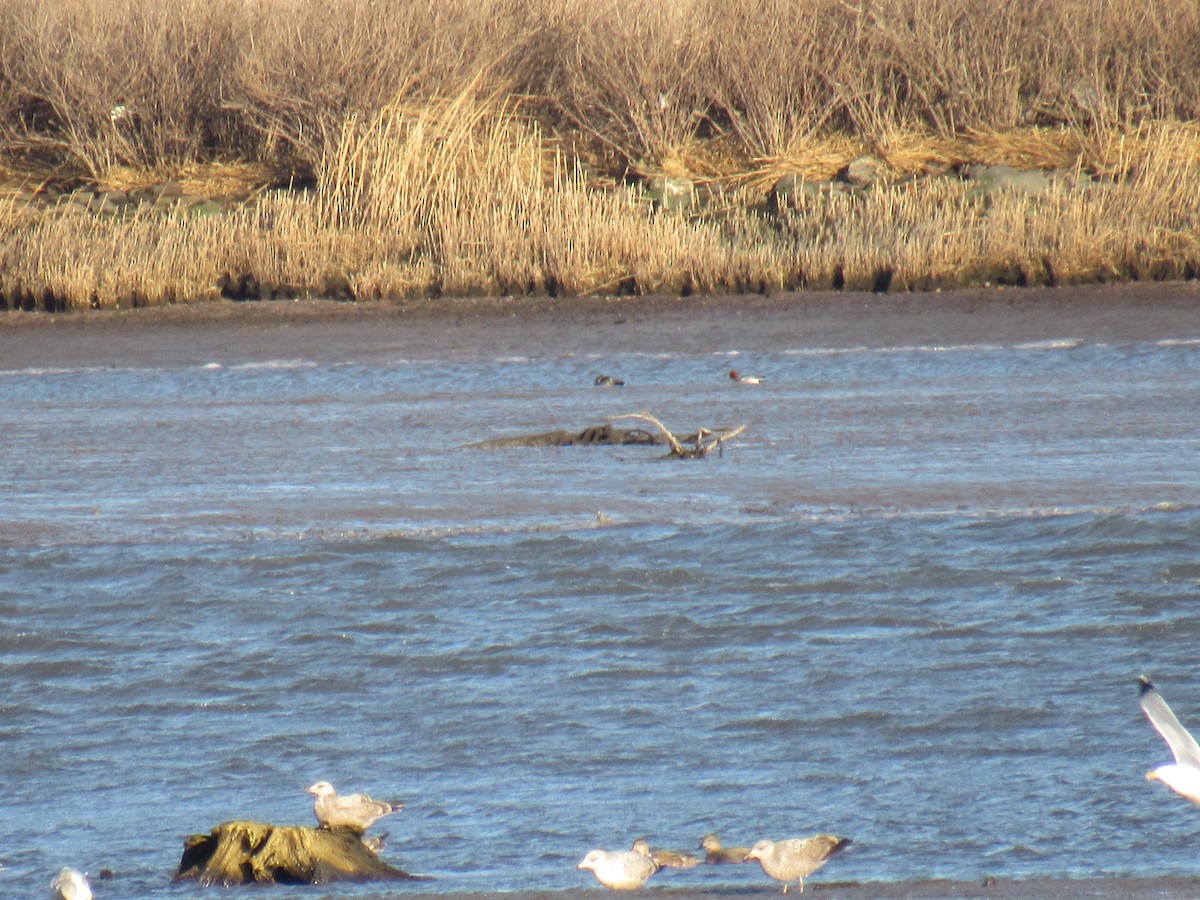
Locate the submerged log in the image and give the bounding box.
[175,820,422,886]
[466,422,664,449]
[611,412,747,459]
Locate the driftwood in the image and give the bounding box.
[175,820,422,886]
[611,412,747,459]
[466,422,664,449]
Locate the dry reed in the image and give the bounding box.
[1,0,1199,308]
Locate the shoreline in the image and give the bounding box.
[4,281,1200,374]
[3,279,1199,330]
[287,875,1200,898]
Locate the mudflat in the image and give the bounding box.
[2,283,1200,371]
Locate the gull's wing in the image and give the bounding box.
[1139,676,1200,768]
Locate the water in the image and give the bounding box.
[3,294,1200,896]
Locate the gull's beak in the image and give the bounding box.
[1147,770,1160,782]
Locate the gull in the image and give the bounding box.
[50,867,93,900]
[363,831,389,855]
[577,847,660,890]
[699,831,751,864]
[1139,675,1200,804]
[630,837,700,868]
[594,374,625,387]
[745,835,851,893]
[729,370,765,384]
[306,781,402,833]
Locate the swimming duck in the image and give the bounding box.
[728,369,765,384]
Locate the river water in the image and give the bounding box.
[3,289,1200,897]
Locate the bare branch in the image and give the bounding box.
[610,411,746,459]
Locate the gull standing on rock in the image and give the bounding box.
[306,781,402,833]
[577,847,660,890]
[1139,675,1200,804]
[745,835,851,893]
[50,867,93,900]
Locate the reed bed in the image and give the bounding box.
[1,0,1199,309]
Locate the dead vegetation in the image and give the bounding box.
[1,0,1199,309]
[613,413,748,459]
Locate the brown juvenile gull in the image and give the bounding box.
[699,831,751,864]
[744,835,851,893]
[50,867,93,900]
[630,837,700,868]
[306,781,402,833]
[1139,675,1200,804]
[577,847,660,890]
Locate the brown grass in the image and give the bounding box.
[1,0,1199,309]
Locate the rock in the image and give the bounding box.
[98,190,128,207]
[174,820,420,886]
[1,188,37,205]
[1050,167,1096,191]
[645,175,693,213]
[963,164,1053,199]
[836,154,884,187]
[184,199,227,218]
[154,181,184,200]
[128,188,158,205]
[767,173,824,212]
[91,192,125,216]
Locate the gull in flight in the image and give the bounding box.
[744,835,851,893]
[577,847,659,889]
[1139,675,1200,804]
[306,781,403,833]
[50,867,93,900]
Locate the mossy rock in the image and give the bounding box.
[175,820,421,886]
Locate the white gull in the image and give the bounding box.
[1140,675,1200,804]
[577,847,659,889]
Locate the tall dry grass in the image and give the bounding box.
[0,0,246,175]
[1,0,1199,308]
[1,0,1197,179]
[3,93,1197,311]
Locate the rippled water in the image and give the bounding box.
[3,296,1200,897]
